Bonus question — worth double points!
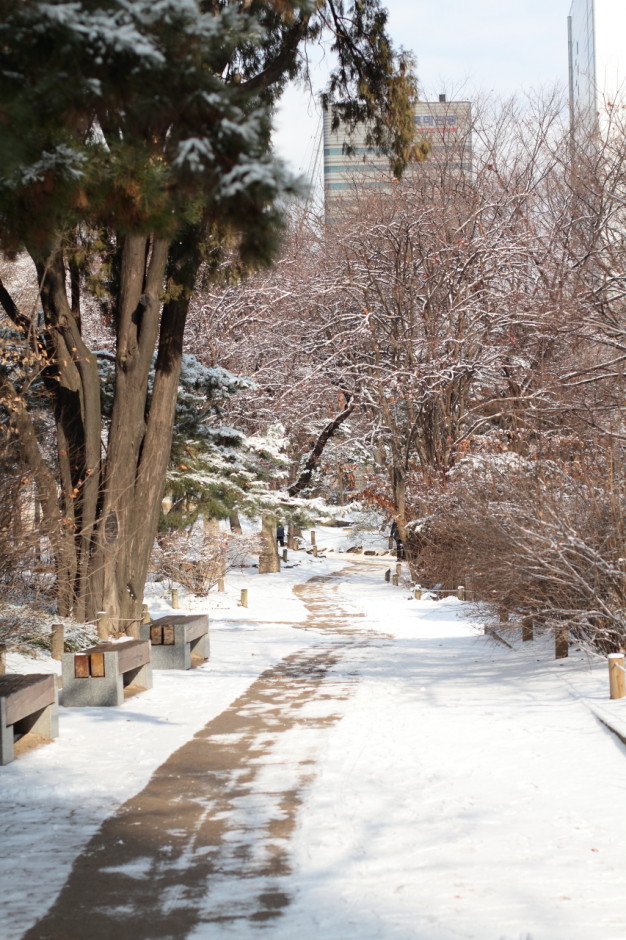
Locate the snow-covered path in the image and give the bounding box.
[272,574,626,940]
[3,553,626,940]
[22,568,386,939]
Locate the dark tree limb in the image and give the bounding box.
[0,276,31,332]
[288,395,354,497]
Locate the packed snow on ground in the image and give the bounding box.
[1,527,626,940]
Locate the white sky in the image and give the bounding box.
[272,1,571,180]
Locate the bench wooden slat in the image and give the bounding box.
[76,639,150,676]
[90,652,105,677]
[150,625,163,646]
[1,675,55,726]
[149,615,208,644]
[75,655,90,679]
[184,619,208,643]
[115,640,150,674]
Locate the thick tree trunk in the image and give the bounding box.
[87,236,169,629]
[259,513,280,573]
[22,245,103,619]
[8,225,201,632]
[90,231,201,633]
[35,250,102,621]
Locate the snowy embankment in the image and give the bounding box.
[2,527,626,940]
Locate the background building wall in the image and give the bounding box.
[569,0,626,140]
[323,99,472,215]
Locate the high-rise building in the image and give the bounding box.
[568,0,626,142]
[323,96,472,215]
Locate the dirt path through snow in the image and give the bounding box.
[24,563,390,940]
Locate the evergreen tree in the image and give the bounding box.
[0,0,418,629]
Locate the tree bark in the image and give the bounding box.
[259,513,280,573]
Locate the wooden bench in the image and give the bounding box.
[0,674,59,765]
[61,638,152,707]
[140,614,209,670]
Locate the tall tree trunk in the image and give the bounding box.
[33,245,102,620]
[91,230,201,632]
[259,513,280,573]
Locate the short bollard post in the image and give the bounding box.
[414,585,422,600]
[457,585,465,601]
[608,653,626,699]
[171,588,179,609]
[522,617,534,642]
[97,610,110,641]
[313,545,318,558]
[241,588,248,608]
[218,577,225,593]
[392,574,399,586]
[51,623,65,660]
[395,563,402,577]
[142,604,151,624]
[282,549,288,562]
[310,530,316,547]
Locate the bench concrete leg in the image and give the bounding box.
[63,674,124,706]
[125,660,152,691]
[28,699,59,740]
[0,699,14,765]
[62,654,124,706]
[192,633,209,662]
[149,643,189,670]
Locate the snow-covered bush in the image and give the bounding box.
[151,527,261,596]
[413,451,626,653]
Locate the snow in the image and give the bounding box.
[2,528,626,939]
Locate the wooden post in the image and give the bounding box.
[608,653,626,699]
[457,585,465,601]
[395,563,402,577]
[392,574,398,586]
[310,530,316,546]
[97,611,109,641]
[171,588,179,609]
[555,625,568,659]
[313,545,318,558]
[51,623,65,660]
[0,642,6,676]
[522,617,534,642]
[217,577,225,592]
[498,607,509,623]
[241,588,248,608]
[414,585,422,600]
[282,549,288,562]
[142,604,151,624]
